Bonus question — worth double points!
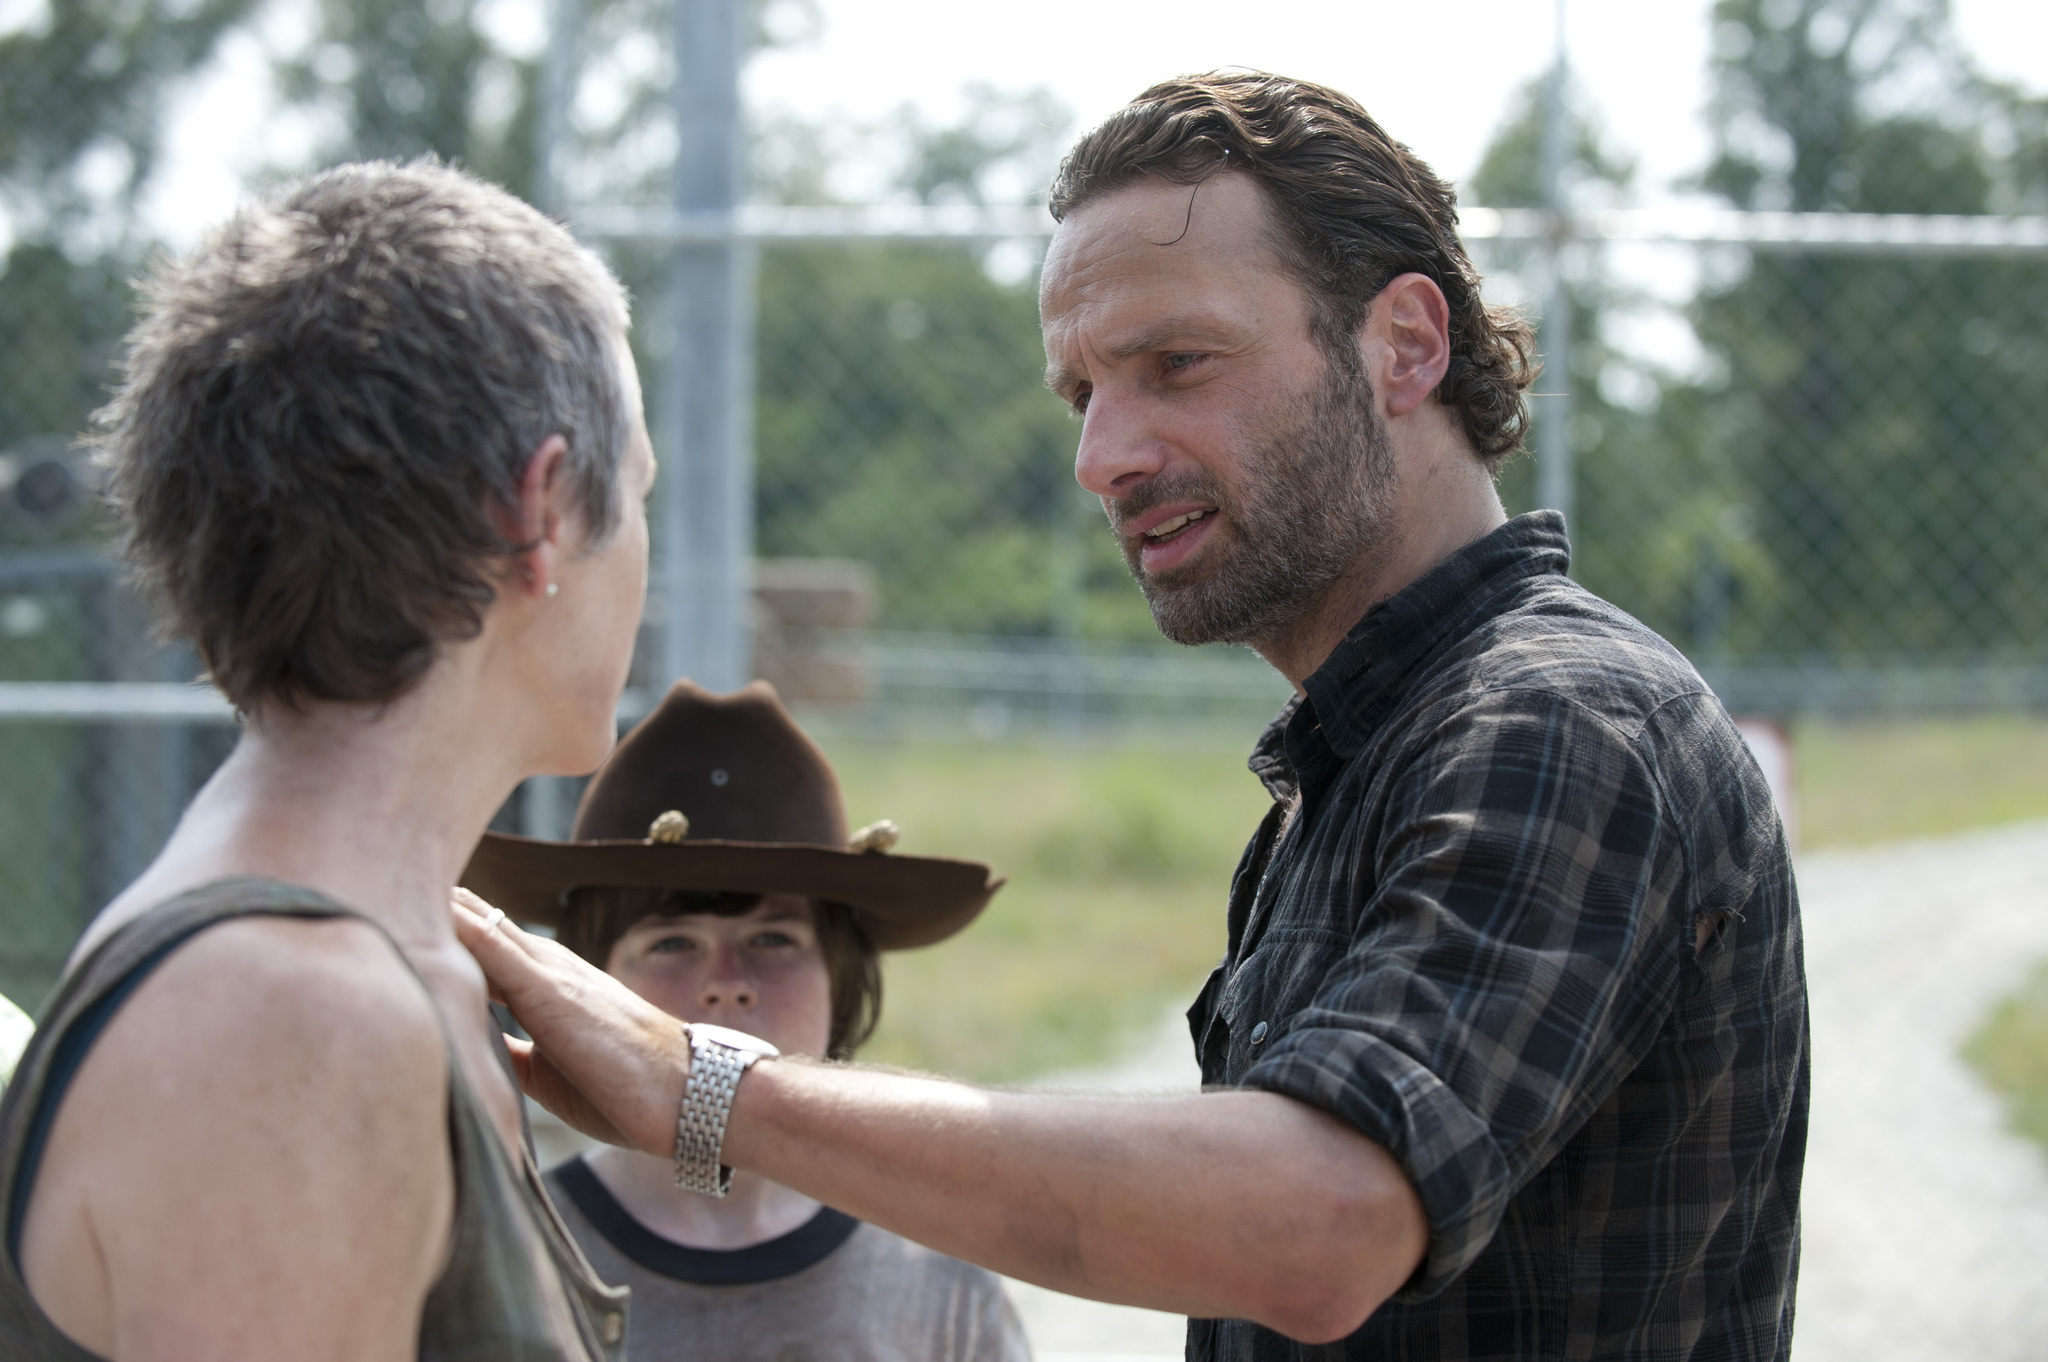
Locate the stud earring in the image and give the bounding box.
[545,581,560,598]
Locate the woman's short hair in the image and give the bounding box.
[557,888,883,1062]
[1049,71,1537,470]
[94,158,634,710]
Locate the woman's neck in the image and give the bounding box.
[82,649,533,960]
[583,1144,822,1250]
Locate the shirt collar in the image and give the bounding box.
[1307,511,1570,757]
[1247,511,1571,796]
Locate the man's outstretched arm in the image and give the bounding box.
[453,893,1427,1343]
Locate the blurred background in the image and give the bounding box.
[3,0,2047,1354]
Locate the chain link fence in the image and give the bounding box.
[4,3,2048,1357]
[11,207,2043,987]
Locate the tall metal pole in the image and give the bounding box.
[521,0,587,838]
[660,0,754,692]
[1536,0,1575,538]
[533,0,581,215]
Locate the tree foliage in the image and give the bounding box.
[277,0,542,201]
[0,0,255,479]
[1468,0,2048,664]
[1692,0,2048,658]
[749,87,1153,637]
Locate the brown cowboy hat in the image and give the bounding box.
[460,679,1004,950]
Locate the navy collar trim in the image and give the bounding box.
[550,1156,860,1285]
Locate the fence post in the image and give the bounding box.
[1536,0,1575,543]
[534,0,581,216]
[660,0,754,693]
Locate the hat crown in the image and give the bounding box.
[572,680,847,847]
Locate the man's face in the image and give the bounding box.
[1040,173,1396,647]
[603,893,834,1059]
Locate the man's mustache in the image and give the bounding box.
[1103,473,1234,535]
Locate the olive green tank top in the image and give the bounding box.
[0,878,631,1360]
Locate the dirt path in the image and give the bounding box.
[1007,820,2048,1360]
[1792,820,2048,1361]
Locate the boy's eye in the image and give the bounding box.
[750,930,798,949]
[647,934,697,954]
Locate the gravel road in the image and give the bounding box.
[1793,820,2048,1361]
[1008,819,2048,1360]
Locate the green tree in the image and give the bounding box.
[754,241,1091,635]
[277,0,542,200]
[0,0,255,480]
[0,0,257,1002]
[751,88,1155,639]
[1692,0,2048,659]
[1470,77,1779,656]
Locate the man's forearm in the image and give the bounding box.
[450,899,1428,1342]
[728,1062,1427,1344]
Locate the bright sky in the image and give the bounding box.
[139,0,2048,248]
[752,0,1699,196]
[750,0,2048,198]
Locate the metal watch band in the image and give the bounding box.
[674,1026,767,1196]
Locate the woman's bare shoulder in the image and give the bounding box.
[21,913,458,1358]
[142,911,445,1053]
[53,911,453,1162]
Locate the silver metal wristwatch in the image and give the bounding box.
[674,1022,780,1196]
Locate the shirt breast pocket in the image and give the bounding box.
[1214,928,1346,1084]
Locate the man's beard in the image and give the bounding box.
[1108,354,1397,649]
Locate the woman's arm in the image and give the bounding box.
[20,916,455,1361]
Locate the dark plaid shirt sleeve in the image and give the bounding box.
[1243,682,1744,1300]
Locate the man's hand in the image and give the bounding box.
[451,889,686,1153]
[451,887,1429,1341]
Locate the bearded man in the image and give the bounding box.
[458,72,1809,1362]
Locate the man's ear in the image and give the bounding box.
[1367,273,1453,418]
[499,434,571,600]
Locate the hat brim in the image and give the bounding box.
[460,831,1004,950]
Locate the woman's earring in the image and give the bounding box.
[545,581,560,598]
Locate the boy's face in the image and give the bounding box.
[604,893,835,1060]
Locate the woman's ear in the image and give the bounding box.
[500,434,571,599]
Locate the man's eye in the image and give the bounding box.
[1166,352,1201,371]
[1072,387,1092,414]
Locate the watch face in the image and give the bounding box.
[691,1023,781,1058]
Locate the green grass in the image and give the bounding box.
[1794,716,2048,849]
[1963,961,2048,1159]
[811,715,2048,1083]
[818,738,1271,1081]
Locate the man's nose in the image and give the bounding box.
[698,946,756,1012]
[1073,391,1169,498]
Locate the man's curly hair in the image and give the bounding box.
[1049,72,1536,470]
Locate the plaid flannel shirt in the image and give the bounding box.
[1186,513,1807,1362]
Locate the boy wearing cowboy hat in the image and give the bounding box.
[463,681,1027,1362]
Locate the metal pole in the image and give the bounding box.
[533,0,581,215]
[1536,0,1575,538]
[519,0,586,836]
[660,0,754,693]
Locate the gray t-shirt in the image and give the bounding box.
[548,1157,1030,1362]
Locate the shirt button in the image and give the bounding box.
[1250,1021,1269,1044]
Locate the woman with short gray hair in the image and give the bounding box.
[0,158,652,1360]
